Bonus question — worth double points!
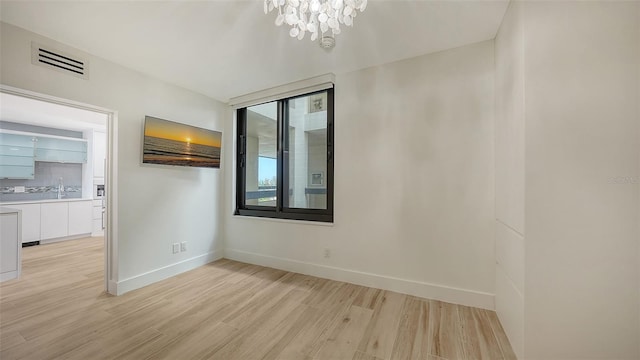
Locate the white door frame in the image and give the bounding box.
[0,85,119,294]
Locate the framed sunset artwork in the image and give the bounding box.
[142,116,221,168]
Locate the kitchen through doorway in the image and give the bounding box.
[0,86,117,293]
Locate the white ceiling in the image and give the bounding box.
[0,0,509,103]
[0,93,108,132]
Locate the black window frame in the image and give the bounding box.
[235,88,334,223]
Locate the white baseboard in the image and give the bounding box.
[114,249,224,295]
[0,270,19,283]
[225,248,495,310]
[40,233,92,245]
[107,280,118,295]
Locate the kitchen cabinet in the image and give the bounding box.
[2,200,93,242]
[92,199,104,236]
[0,132,36,147]
[0,157,35,179]
[1,132,88,176]
[93,131,106,178]
[4,203,40,243]
[0,208,21,282]
[35,136,87,163]
[68,200,92,236]
[0,132,35,179]
[40,202,69,240]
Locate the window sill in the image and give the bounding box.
[232,214,335,227]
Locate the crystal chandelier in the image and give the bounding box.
[264,0,368,44]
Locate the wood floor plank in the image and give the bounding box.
[352,287,383,310]
[259,305,322,360]
[459,306,504,359]
[314,305,374,360]
[209,297,308,359]
[0,331,25,351]
[58,327,164,360]
[152,298,233,337]
[316,283,363,311]
[429,300,466,359]
[154,321,239,360]
[352,350,385,360]
[390,296,431,360]
[302,278,344,308]
[485,309,518,360]
[221,272,297,329]
[15,304,111,341]
[357,290,405,359]
[1,309,113,359]
[0,237,516,360]
[272,298,350,359]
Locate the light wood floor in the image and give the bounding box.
[0,237,515,360]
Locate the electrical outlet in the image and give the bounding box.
[180,242,187,252]
[324,248,331,258]
[172,243,180,254]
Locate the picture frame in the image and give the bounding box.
[142,116,221,168]
[308,93,327,113]
[310,171,324,186]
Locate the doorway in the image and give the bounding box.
[0,85,117,293]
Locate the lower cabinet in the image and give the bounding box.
[0,209,21,282]
[4,200,93,243]
[40,202,69,240]
[5,203,40,243]
[69,201,92,235]
[92,199,104,236]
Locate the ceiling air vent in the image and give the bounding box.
[31,42,89,80]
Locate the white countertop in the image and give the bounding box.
[0,198,94,205]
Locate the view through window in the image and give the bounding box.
[236,88,334,222]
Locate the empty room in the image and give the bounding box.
[0,1,638,359]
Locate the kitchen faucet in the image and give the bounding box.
[57,177,65,199]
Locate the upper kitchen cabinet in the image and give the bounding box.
[35,136,87,163]
[92,131,106,178]
[0,132,36,179]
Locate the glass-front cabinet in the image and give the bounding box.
[0,131,88,179]
[0,133,36,179]
[35,137,88,163]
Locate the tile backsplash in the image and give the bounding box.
[0,162,83,202]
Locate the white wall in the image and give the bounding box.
[494,1,525,357]
[224,41,496,309]
[523,1,639,358]
[0,22,227,292]
[495,1,640,358]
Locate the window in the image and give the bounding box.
[235,88,334,222]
